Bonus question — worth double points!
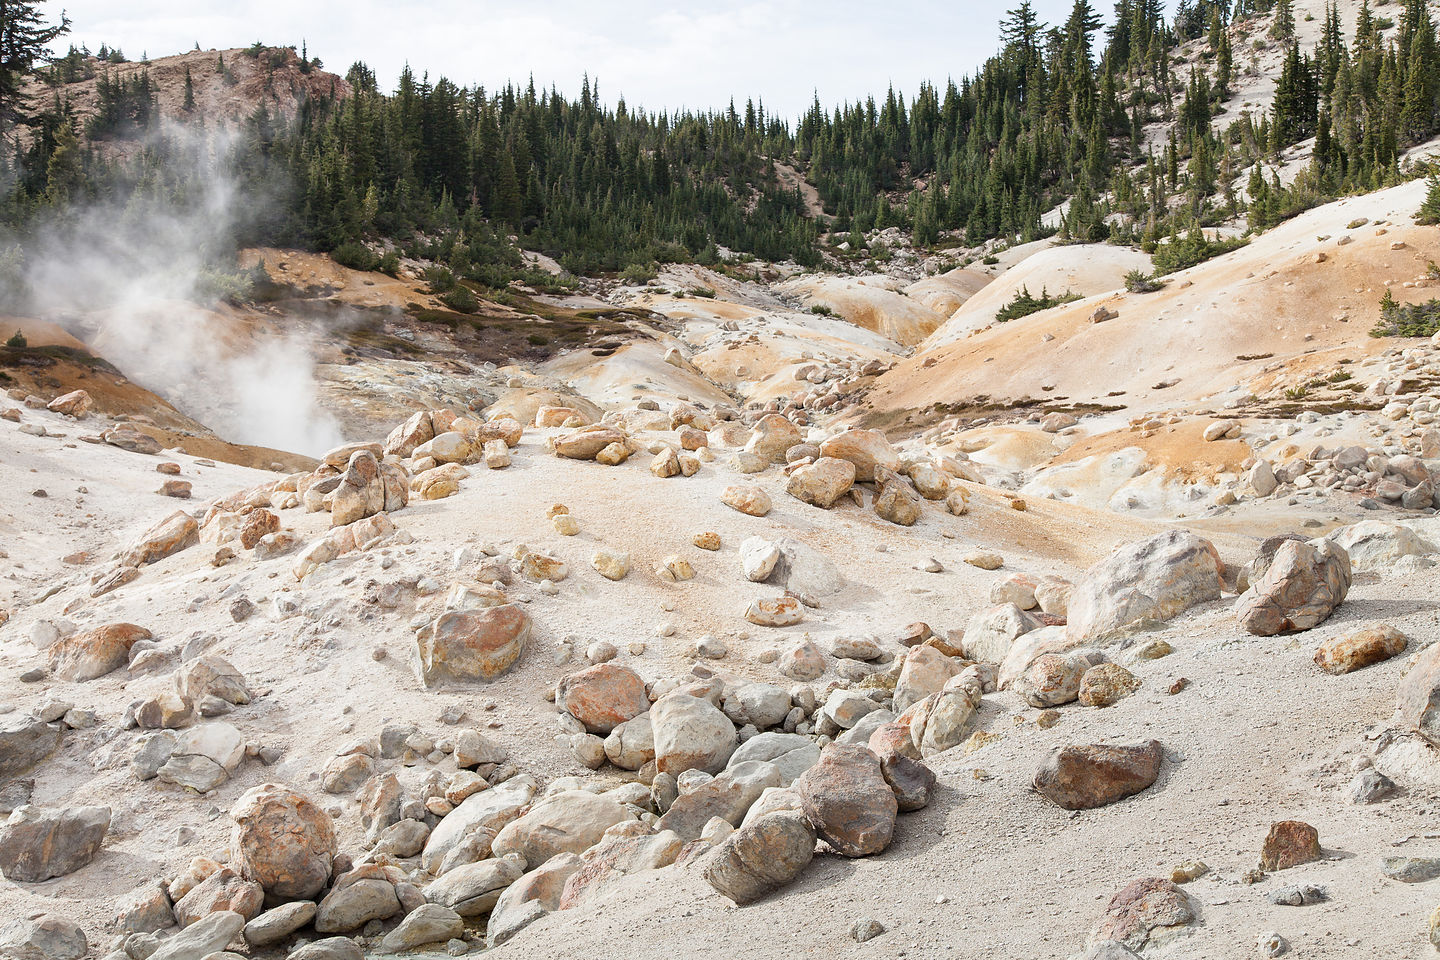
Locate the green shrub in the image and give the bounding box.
[809,304,833,316]
[377,251,400,277]
[1124,269,1165,293]
[425,266,456,293]
[1151,227,1248,275]
[439,285,479,313]
[527,333,548,346]
[331,241,380,272]
[1417,176,1440,226]
[1371,289,1440,337]
[687,286,716,299]
[620,262,657,285]
[5,329,26,349]
[994,285,1081,323]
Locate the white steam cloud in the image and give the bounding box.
[14,123,342,456]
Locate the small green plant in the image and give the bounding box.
[1326,370,1352,383]
[1283,385,1308,400]
[809,304,833,316]
[331,241,380,272]
[439,285,478,313]
[994,285,1081,323]
[1150,227,1249,276]
[527,334,548,346]
[686,286,716,299]
[5,329,26,349]
[1372,288,1440,337]
[377,251,400,277]
[981,255,999,265]
[1417,176,1440,226]
[424,265,456,294]
[620,262,657,285]
[1124,269,1166,293]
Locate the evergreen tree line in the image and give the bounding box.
[5,0,1440,284]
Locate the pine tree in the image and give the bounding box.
[0,0,70,128]
[1270,0,1294,40]
[182,65,195,111]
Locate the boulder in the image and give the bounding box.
[702,810,816,904]
[553,427,626,460]
[655,760,782,840]
[147,911,245,960]
[0,915,86,960]
[491,792,632,867]
[740,537,781,582]
[420,776,535,875]
[603,715,655,771]
[174,867,264,927]
[0,717,63,777]
[745,415,802,463]
[880,753,935,812]
[1033,741,1163,810]
[1314,624,1407,675]
[745,595,804,627]
[786,457,856,509]
[413,604,531,685]
[651,694,737,775]
[721,485,772,517]
[1078,663,1141,708]
[46,622,151,681]
[380,903,463,952]
[962,604,1041,663]
[230,785,336,900]
[121,510,200,568]
[1066,532,1223,643]
[244,901,317,947]
[777,639,826,681]
[1325,520,1434,571]
[727,732,820,786]
[793,743,897,857]
[486,854,584,947]
[873,480,921,526]
[1236,539,1351,636]
[46,390,92,418]
[556,663,650,735]
[1260,821,1322,871]
[893,645,961,714]
[819,429,900,483]
[0,805,110,882]
[722,681,792,731]
[1090,878,1194,952]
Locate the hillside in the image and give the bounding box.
[8,2,1440,960]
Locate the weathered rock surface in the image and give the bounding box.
[652,694,737,775]
[1033,741,1164,810]
[1314,624,1407,674]
[1066,532,1222,643]
[557,663,650,734]
[794,743,897,857]
[413,604,531,685]
[703,810,816,904]
[1237,539,1351,635]
[230,785,336,900]
[0,805,110,882]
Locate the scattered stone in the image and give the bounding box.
[1032,740,1163,810]
[0,805,110,882]
[1237,539,1351,636]
[413,604,531,685]
[1260,821,1322,871]
[794,743,896,857]
[1314,624,1407,675]
[230,785,336,900]
[721,485,772,517]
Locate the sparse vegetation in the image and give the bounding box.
[809,304,833,316]
[5,330,26,349]
[1417,176,1440,225]
[439,285,479,313]
[331,241,381,272]
[995,285,1081,323]
[1124,269,1166,293]
[620,263,657,285]
[1371,289,1440,338]
[1150,228,1248,276]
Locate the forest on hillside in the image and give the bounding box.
[1,0,1439,289]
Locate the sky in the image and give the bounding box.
[51,1,1172,120]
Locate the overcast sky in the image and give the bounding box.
[54,1,1169,119]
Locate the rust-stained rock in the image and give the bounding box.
[1033,740,1163,810]
[47,623,151,681]
[230,785,337,900]
[413,604,531,686]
